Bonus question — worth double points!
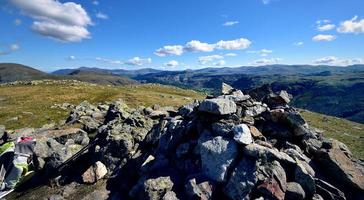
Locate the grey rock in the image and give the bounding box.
[285,182,305,200]
[313,139,364,191]
[179,102,198,118]
[199,99,237,115]
[232,124,253,145]
[221,82,234,95]
[211,121,233,136]
[185,177,214,200]
[315,178,346,200]
[295,160,316,198]
[224,157,258,200]
[244,104,267,117]
[199,136,238,182]
[176,143,190,158]
[0,125,5,136]
[243,143,296,165]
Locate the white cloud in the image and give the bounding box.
[0,43,20,55]
[155,37,251,57]
[213,60,226,66]
[317,24,335,31]
[164,60,179,67]
[252,58,282,65]
[314,56,338,64]
[125,57,152,66]
[215,38,251,50]
[198,55,224,65]
[96,57,123,65]
[184,40,215,52]
[314,56,363,66]
[223,21,239,27]
[312,34,336,42]
[68,55,76,60]
[293,41,304,46]
[14,19,22,26]
[248,49,273,57]
[10,0,92,42]
[337,16,364,34]
[96,12,108,20]
[225,53,237,57]
[92,1,99,5]
[316,19,331,24]
[154,45,184,56]
[32,21,90,42]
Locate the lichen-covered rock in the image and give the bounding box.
[185,177,214,200]
[130,176,174,200]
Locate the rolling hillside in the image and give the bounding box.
[0,63,136,86]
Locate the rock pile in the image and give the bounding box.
[1,83,363,200]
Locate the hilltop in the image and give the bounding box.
[0,63,136,86]
[2,83,363,199]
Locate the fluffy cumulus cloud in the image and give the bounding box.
[184,40,215,52]
[223,21,239,27]
[312,34,336,42]
[225,53,237,57]
[164,60,179,67]
[10,0,92,42]
[215,38,251,50]
[0,43,20,55]
[125,57,152,66]
[314,56,363,66]
[96,12,108,20]
[337,16,364,34]
[252,58,282,65]
[198,55,224,65]
[154,37,251,57]
[154,45,184,56]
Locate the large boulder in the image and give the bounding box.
[313,139,364,191]
[199,135,238,182]
[221,82,234,95]
[243,143,296,165]
[199,99,237,115]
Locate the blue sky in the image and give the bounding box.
[0,0,364,72]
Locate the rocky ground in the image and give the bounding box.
[2,83,364,200]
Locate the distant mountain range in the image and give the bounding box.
[1,62,364,123]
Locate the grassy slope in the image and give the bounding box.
[0,82,204,130]
[300,109,364,159]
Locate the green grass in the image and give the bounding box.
[0,81,205,130]
[300,109,364,159]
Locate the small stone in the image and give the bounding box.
[232,124,253,145]
[249,126,264,138]
[185,177,214,200]
[82,161,108,184]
